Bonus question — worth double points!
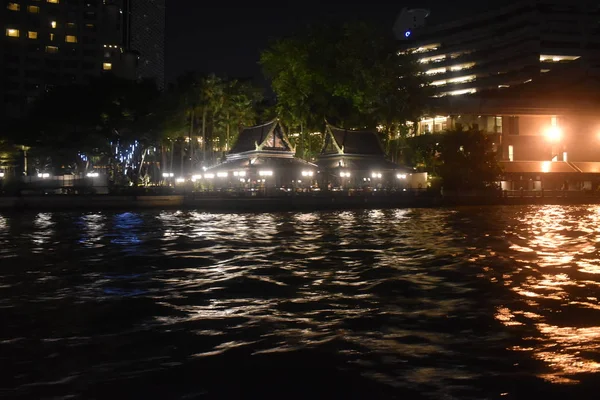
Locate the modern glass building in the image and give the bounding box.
[1,0,165,119]
[395,1,600,97]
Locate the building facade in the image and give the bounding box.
[395,1,600,97]
[122,0,165,89]
[1,0,165,119]
[418,68,600,190]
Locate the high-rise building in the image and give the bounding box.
[124,0,165,89]
[394,1,600,97]
[0,0,165,120]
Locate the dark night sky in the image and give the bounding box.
[166,0,503,85]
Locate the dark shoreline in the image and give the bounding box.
[2,193,600,213]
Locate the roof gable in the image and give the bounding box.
[322,125,386,156]
[229,120,295,155]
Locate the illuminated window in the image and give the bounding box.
[405,43,440,54]
[419,54,446,64]
[7,3,20,11]
[425,67,446,75]
[51,21,57,28]
[495,116,503,133]
[65,35,77,43]
[6,29,20,38]
[50,33,55,41]
[47,0,59,3]
[441,88,477,96]
[28,5,40,13]
[539,54,580,62]
[448,75,476,84]
[508,145,514,162]
[28,31,38,39]
[103,62,112,71]
[45,45,59,53]
[449,62,476,71]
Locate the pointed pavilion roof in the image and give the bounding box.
[321,125,386,156]
[228,119,295,157]
[318,124,411,172]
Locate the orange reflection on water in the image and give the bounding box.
[496,205,600,383]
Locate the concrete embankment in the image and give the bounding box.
[0,195,185,211]
[2,193,600,213]
[0,195,437,212]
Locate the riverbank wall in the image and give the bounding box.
[1,193,600,213]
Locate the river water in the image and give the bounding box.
[2,206,600,399]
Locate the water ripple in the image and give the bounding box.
[2,206,600,398]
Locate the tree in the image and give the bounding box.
[260,20,430,159]
[17,76,162,183]
[437,129,501,190]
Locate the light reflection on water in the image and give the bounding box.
[2,206,600,398]
[494,205,600,384]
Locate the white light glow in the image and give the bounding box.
[86,172,99,178]
[301,170,314,177]
[397,174,407,179]
[340,171,351,178]
[371,172,382,179]
[0,172,5,178]
[191,174,202,182]
[216,172,228,178]
[38,173,50,179]
[162,172,174,178]
[545,126,561,142]
[259,170,273,177]
[204,173,215,179]
[176,178,185,183]
[542,161,551,173]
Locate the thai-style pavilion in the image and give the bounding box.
[204,120,317,189]
[318,124,417,189]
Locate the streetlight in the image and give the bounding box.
[544,126,562,142]
[371,172,382,179]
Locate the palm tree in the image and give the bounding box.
[218,80,262,153]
